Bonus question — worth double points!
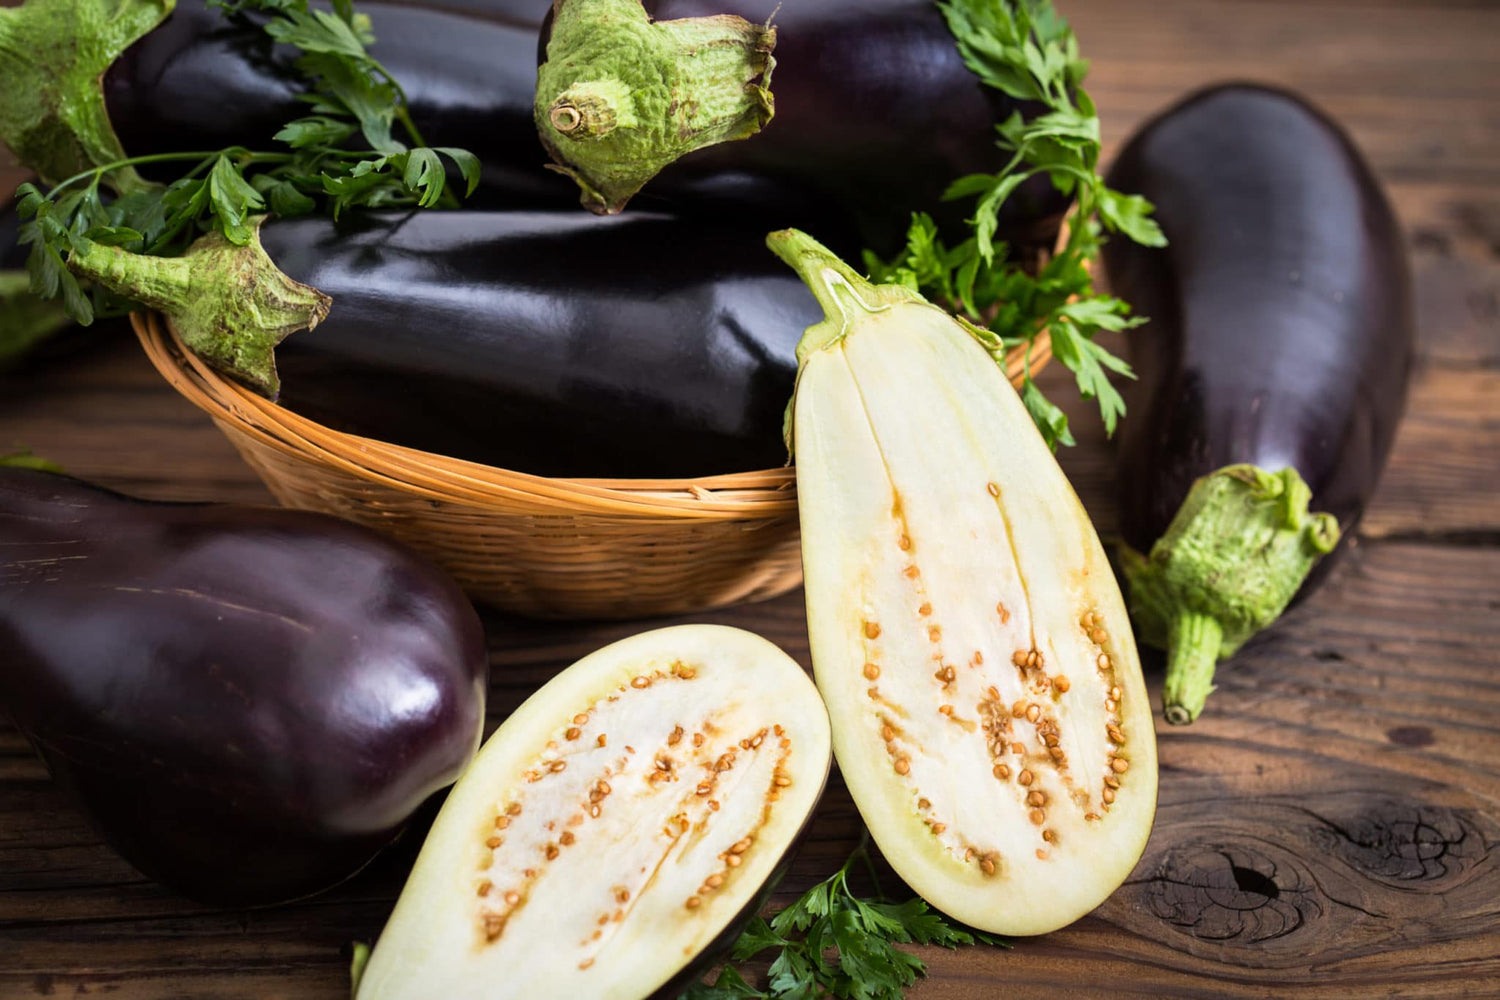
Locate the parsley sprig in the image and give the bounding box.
[14,0,478,326]
[682,837,1004,1000]
[867,0,1165,449]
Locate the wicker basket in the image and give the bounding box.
[133,312,1051,619]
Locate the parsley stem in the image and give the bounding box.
[849,829,887,901]
[39,151,295,201]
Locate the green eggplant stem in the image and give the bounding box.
[765,229,918,361]
[1161,611,1223,725]
[0,0,174,193]
[765,229,924,453]
[536,0,775,214]
[1120,464,1341,726]
[65,218,331,398]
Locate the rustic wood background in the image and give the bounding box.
[2,0,1498,996]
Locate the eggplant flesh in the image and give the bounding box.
[0,468,488,906]
[355,625,831,1000]
[777,232,1157,935]
[260,210,819,478]
[1105,83,1414,557]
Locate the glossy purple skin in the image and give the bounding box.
[549,0,1069,256]
[1103,84,1414,570]
[0,469,488,906]
[260,210,818,479]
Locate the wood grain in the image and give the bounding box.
[2,0,1499,997]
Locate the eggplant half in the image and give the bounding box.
[1102,83,1415,724]
[354,625,831,1000]
[773,231,1157,935]
[536,0,1068,255]
[0,468,488,906]
[72,210,819,478]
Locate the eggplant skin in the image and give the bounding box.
[0,469,488,906]
[262,210,818,479]
[1104,83,1414,564]
[542,0,1068,256]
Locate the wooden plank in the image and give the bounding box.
[3,0,1499,996]
[2,539,1496,996]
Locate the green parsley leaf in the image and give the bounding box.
[1096,186,1166,247]
[680,967,771,1000]
[436,146,483,197]
[401,147,447,208]
[207,154,267,245]
[264,5,373,60]
[869,0,1164,449]
[1022,375,1074,448]
[81,226,144,247]
[680,836,1006,1000]
[274,115,359,149]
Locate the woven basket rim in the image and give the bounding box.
[133,312,1052,520]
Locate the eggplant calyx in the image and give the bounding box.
[0,271,72,370]
[66,217,332,398]
[0,0,173,194]
[1119,464,1341,725]
[766,228,924,454]
[535,0,776,215]
[547,79,638,140]
[766,229,921,362]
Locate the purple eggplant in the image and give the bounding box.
[0,467,489,905]
[71,209,819,479]
[1101,83,1414,724]
[535,0,1067,254]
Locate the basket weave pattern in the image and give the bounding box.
[134,312,1050,619]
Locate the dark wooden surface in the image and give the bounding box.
[3,1,1499,997]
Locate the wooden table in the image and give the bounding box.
[3,1,1498,996]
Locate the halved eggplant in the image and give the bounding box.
[773,230,1157,935]
[355,625,831,1000]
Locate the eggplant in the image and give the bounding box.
[72,209,820,478]
[0,0,574,204]
[1101,83,1415,724]
[0,467,489,905]
[536,0,1068,255]
[773,230,1156,934]
[353,624,831,1000]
